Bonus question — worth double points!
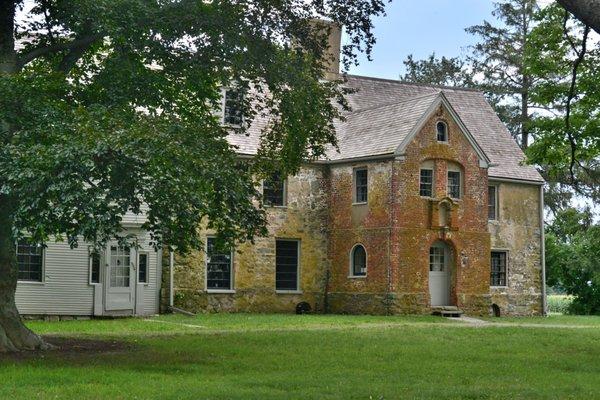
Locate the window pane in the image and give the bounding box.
[224,89,243,125]
[420,169,433,197]
[206,238,232,290]
[355,169,368,203]
[488,186,497,220]
[264,172,285,206]
[109,247,131,288]
[448,171,461,199]
[16,240,43,282]
[276,240,298,291]
[352,245,367,276]
[90,252,101,284]
[429,247,445,272]
[491,251,507,286]
[138,253,148,284]
[437,122,447,142]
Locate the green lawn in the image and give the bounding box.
[0,314,599,399]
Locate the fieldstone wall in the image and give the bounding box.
[162,164,330,313]
[489,181,543,316]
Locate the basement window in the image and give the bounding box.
[491,251,508,287]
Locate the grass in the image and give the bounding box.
[0,314,598,399]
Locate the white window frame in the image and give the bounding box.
[137,251,150,285]
[205,236,235,293]
[88,248,102,286]
[488,184,499,221]
[490,249,509,288]
[348,244,368,278]
[262,174,288,208]
[447,167,462,199]
[436,121,449,143]
[275,238,302,294]
[16,240,45,285]
[353,167,368,205]
[221,87,244,127]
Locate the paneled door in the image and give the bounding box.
[105,246,135,311]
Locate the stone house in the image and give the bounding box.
[167,73,546,316]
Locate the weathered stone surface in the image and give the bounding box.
[163,104,543,316]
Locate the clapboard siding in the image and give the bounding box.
[15,241,94,315]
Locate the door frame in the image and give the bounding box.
[103,245,137,313]
[428,241,453,307]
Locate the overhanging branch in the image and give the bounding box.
[16,33,103,71]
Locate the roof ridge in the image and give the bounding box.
[345,74,483,93]
[345,91,441,116]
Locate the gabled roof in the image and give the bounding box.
[228,74,544,183]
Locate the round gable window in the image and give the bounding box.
[436,121,448,142]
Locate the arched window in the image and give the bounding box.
[350,244,367,277]
[436,121,448,142]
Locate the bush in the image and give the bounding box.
[547,295,572,314]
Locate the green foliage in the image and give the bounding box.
[0,0,387,252]
[547,294,573,314]
[401,53,475,87]
[546,207,600,315]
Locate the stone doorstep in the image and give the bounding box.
[431,306,464,318]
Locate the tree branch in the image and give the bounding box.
[558,0,600,35]
[16,33,103,71]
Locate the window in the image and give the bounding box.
[89,251,101,284]
[109,246,131,287]
[354,168,368,203]
[138,252,149,284]
[276,240,299,291]
[491,251,507,287]
[350,244,367,277]
[420,169,434,197]
[206,237,233,290]
[447,171,461,199]
[17,240,43,282]
[436,121,448,142]
[488,185,498,220]
[263,172,286,207]
[429,246,445,272]
[223,89,243,125]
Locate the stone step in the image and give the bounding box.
[431,306,464,318]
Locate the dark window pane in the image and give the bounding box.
[91,253,101,284]
[207,238,232,290]
[488,186,497,220]
[420,169,433,197]
[437,122,448,142]
[224,89,243,125]
[491,251,507,286]
[138,253,148,284]
[16,240,43,282]
[263,172,286,206]
[355,169,368,203]
[276,240,298,291]
[448,171,461,199]
[352,245,367,276]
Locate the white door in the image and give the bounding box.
[105,246,135,311]
[429,242,451,306]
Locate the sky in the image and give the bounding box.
[347,0,496,79]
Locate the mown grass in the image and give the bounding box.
[0,314,598,399]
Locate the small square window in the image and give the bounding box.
[420,169,434,197]
[448,171,461,199]
[354,168,368,203]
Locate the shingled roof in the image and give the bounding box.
[228,74,544,183]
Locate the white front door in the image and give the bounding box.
[429,242,451,306]
[105,246,135,311]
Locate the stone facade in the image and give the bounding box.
[163,104,544,316]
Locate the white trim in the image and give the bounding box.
[488,176,544,186]
[349,243,368,278]
[137,251,150,285]
[205,236,234,292]
[16,240,46,284]
[275,238,301,293]
[394,93,491,167]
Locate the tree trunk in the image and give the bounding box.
[521,90,529,150]
[558,0,600,35]
[0,197,51,352]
